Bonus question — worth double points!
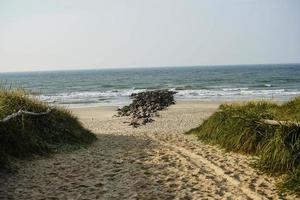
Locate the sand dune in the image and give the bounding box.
[0,101,296,199]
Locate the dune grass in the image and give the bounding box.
[0,88,97,168]
[187,97,300,195]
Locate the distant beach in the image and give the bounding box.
[0,64,300,107]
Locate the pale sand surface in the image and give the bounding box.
[0,101,296,199]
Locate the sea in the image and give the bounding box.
[0,64,300,108]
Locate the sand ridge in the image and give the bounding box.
[0,101,296,199]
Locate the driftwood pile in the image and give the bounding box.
[117,90,176,127]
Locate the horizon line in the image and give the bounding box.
[1,62,300,74]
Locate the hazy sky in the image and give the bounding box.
[0,0,299,72]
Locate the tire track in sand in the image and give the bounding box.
[148,135,265,200]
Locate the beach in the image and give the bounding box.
[1,101,295,199]
[1,0,299,198]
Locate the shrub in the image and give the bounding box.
[0,89,96,167]
[187,98,300,195]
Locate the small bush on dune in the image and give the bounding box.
[257,125,300,174]
[0,89,96,167]
[189,101,279,154]
[187,98,300,195]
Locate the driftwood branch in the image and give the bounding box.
[0,108,52,123]
[231,115,300,127]
[257,119,300,127]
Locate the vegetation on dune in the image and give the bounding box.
[187,97,300,195]
[0,89,97,168]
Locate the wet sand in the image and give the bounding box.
[0,101,295,199]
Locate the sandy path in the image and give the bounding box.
[0,101,296,199]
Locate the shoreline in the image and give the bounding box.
[58,98,289,109]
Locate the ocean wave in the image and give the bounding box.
[37,89,146,104]
[174,85,193,90]
[174,89,300,99]
[37,88,300,107]
[222,88,248,91]
[253,84,273,87]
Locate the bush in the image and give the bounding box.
[187,98,300,195]
[0,89,96,167]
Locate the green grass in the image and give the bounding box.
[186,97,300,195]
[0,88,97,168]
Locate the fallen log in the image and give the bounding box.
[0,108,52,123]
[257,119,300,127]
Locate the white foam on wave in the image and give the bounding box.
[222,88,249,91]
[175,89,300,99]
[36,88,300,107]
[37,89,146,104]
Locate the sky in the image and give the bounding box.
[0,0,299,72]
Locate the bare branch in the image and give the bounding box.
[257,119,300,127]
[0,108,52,123]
